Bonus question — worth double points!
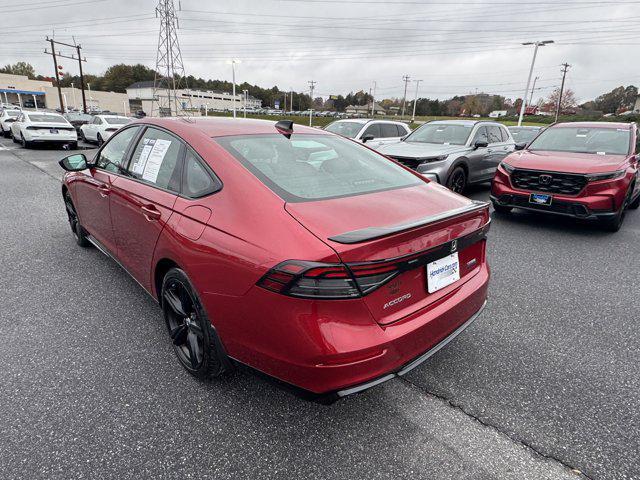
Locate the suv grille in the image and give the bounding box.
[388,156,423,170]
[511,169,587,196]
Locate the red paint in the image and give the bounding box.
[63,117,491,395]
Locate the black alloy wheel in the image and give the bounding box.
[447,167,467,194]
[63,191,91,247]
[161,269,228,379]
[602,187,633,232]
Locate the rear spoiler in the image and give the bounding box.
[328,200,489,244]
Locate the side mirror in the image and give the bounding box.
[515,142,527,151]
[361,134,374,143]
[473,140,489,149]
[59,153,88,171]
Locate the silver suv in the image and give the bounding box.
[324,119,411,151]
[378,120,515,193]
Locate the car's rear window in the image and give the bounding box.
[104,117,131,125]
[215,134,422,202]
[528,127,630,155]
[28,114,66,123]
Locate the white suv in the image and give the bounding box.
[324,119,411,150]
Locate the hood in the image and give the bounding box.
[378,141,469,159]
[505,150,627,174]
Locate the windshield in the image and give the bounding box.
[215,134,422,202]
[405,123,472,145]
[28,114,66,124]
[104,117,131,125]
[65,113,93,122]
[528,127,630,155]
[509,127,541,144]
[324,121,363,139]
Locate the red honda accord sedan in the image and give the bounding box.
[59,117,490,402]
[491,122,640,231]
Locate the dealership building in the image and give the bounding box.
[0,73,129,113]
[126,81,262,116]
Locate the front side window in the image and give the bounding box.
[486,126,503,144]
[128,127,183,191]
[472,126,489,144]
[528,127,631,155]
[324,121,363,139]
[96,126,141,173]
[405,123,472,145]
[215,134,422,202]
[362,124,381,139]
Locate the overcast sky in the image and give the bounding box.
[2,0,639,103]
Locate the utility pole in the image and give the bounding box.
[243,89,248,118]
[411,79,423,123]
[401,75,411,117]
[555,63,571,123]
[45,38,67,113]
[153,0,190,117]
[518,40,554,126]
[370,81,376,117]
[529,76,539,106]
[308,80,316,126]
[46,38,89,113]
[228,60,240,118]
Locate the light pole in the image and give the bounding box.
[411,79,423,123]
[518,40,553,126]
[529,76,539,106]
[370,81,376,117]
[88,82,93,112]
[227,59,241,118]
[71,82,77,110]
[243,89,248,118]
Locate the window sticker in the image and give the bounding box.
[132,142,154,175]
[141,139,172,183]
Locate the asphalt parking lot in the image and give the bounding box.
[1,137,638,480]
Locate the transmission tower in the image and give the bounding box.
[152,0,190,117]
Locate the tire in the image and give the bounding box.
[629,185,640,210]
[11,130,18,143]
[63,191,92,247]
[446,166,467,194]
[2,129,9,138]
[601,187,633,232]
[492,202,512,214]
[21,134,31,149]
[97,133,104,146]
[78,130,85,141]
[161,268,229,380]
[69,142,78,150]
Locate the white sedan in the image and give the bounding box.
[80,115,132,145]
[1,108,22,138]
[10,111,77,149]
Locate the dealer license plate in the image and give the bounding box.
[426,252,460,294]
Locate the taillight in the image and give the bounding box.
[257,260,400,299]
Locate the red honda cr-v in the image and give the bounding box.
[491,122,640,231]
[59,117,491,402]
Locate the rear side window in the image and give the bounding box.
[216,134,421,202]
[128,127,183,192]
[96,126,140,173]
[362,124,381,139]
[182,148,221,198]
[499,127,510,142]
[397,124,409,136]
[380,123,400,138]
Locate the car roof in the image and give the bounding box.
[554,121,632,129]
[509,125,542,129]
[428,119,480,127]
[331,118,405,125]
[98,114,128,118]
[136,116,326,138]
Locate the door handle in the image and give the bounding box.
[98,185,110,197]
[141,205,161,221]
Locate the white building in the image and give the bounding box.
[126,81,262,116]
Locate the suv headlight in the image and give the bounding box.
[586,170,626,182]
[499,161,515,174]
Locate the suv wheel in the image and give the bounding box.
[601,188,633,232]
[447,167,467,193]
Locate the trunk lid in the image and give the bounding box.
[285,183,489,325]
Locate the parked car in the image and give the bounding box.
[324,119,411,150]
[10,111,77,148]
[492,122,640,231]
[80,115,132,145]
[64,112,94,135]
[508,126,544,145]
[58,117,491,402]
[378,120,515,193]
[0,108,22,138]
